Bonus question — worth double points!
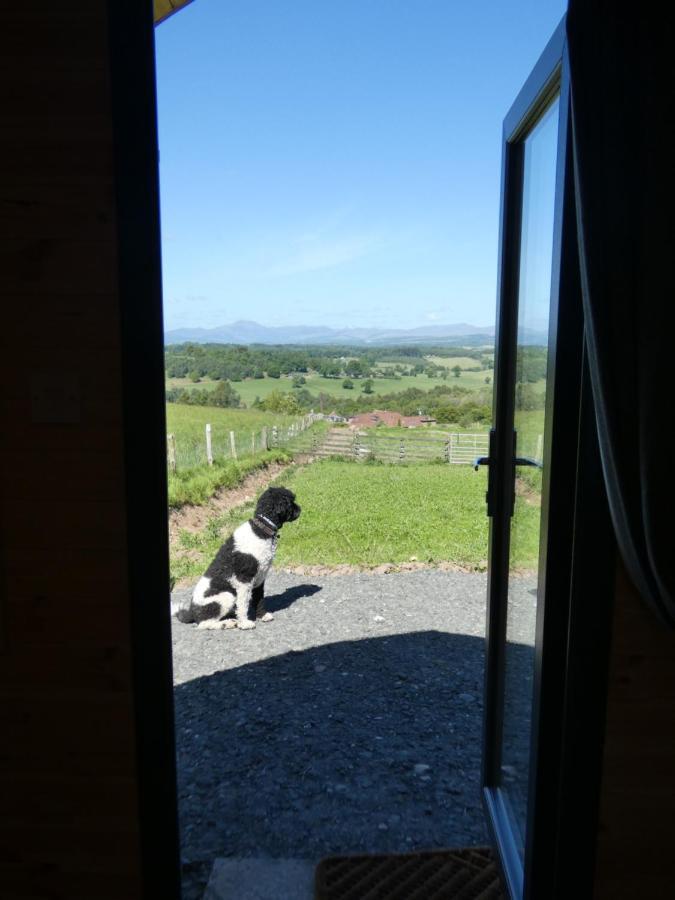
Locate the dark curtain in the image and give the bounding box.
[566,3,675,626]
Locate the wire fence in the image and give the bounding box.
[166,414,324,471]
[166,415,499,470]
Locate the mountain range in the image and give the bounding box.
[164,320,547,347]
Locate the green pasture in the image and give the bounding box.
[166,403,304,468]
[166,368,496,405]
[171,458,541,583]
[426,355,490,370]
[168,450,291,509]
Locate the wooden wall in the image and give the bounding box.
[0,5,144,897]
[593,562,675,899]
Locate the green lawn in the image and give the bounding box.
[170,458,542,582]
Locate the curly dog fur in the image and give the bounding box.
[175,487,301,630]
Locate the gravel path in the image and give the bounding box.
[171,568,512,881]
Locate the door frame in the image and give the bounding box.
[106,5,616,898]
[481,17,616,899]
[108,2,182,898]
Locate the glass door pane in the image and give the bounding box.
[500,97,559,857]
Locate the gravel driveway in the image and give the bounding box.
[170,567,514,881]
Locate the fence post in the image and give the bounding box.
[399,438,405,461]
[251,431,256,454]
[205,423,213,466]
[444,438,450,463]
[167,433,177,472]
[229,430,237,460]
[272,425,278,447]
[262,426,268,450]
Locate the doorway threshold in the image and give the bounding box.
[204,857,316,900]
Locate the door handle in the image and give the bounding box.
[474,455,542,470]
[514,456,543,469]
[473,430,541,519]
[473,430,497,516]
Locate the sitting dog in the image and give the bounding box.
[176,486,301,630]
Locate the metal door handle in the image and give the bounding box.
[514,456,543,469]
[473,456,490,471]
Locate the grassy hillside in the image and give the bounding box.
[166,403,304,468]
[165,403,327,508]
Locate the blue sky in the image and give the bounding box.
[155,0,566,332]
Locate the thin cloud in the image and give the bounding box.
[268,231,385,277]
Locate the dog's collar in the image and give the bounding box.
[251,515,278,538]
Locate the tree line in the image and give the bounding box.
[165,342,494,384]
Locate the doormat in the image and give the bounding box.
[315,847,505,900]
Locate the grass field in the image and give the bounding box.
[361,423,489,437]
[167,367,495,404]
[168,450,291,509]
[165,403,328,507]
[166,403,306,468]
[426,355,492,372]
[171,458,542,582]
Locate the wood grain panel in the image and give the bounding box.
[0,2,144,896]
[593,562,675,899]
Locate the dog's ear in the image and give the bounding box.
[275,488,298,523]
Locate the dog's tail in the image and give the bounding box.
[170,595,195,624]
[174,607,195,624]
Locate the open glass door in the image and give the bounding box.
[480,18,587,898]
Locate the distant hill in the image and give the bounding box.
[164,319,546,347]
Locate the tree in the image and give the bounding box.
[292,375,306,388]
[452,365,462,378]
[259,390,302,415]
[362,379,374,394]
[211,380,240,408]
[266,365,281,379]
[319,361,341,378]
[484,376,491,384]
[188,371,201,383]
[343,378,354,390]
[345,358,369,379]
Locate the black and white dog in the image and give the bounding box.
[176,487,301,630]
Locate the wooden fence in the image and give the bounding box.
[166,416,491,470]
[314,428,490,464]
